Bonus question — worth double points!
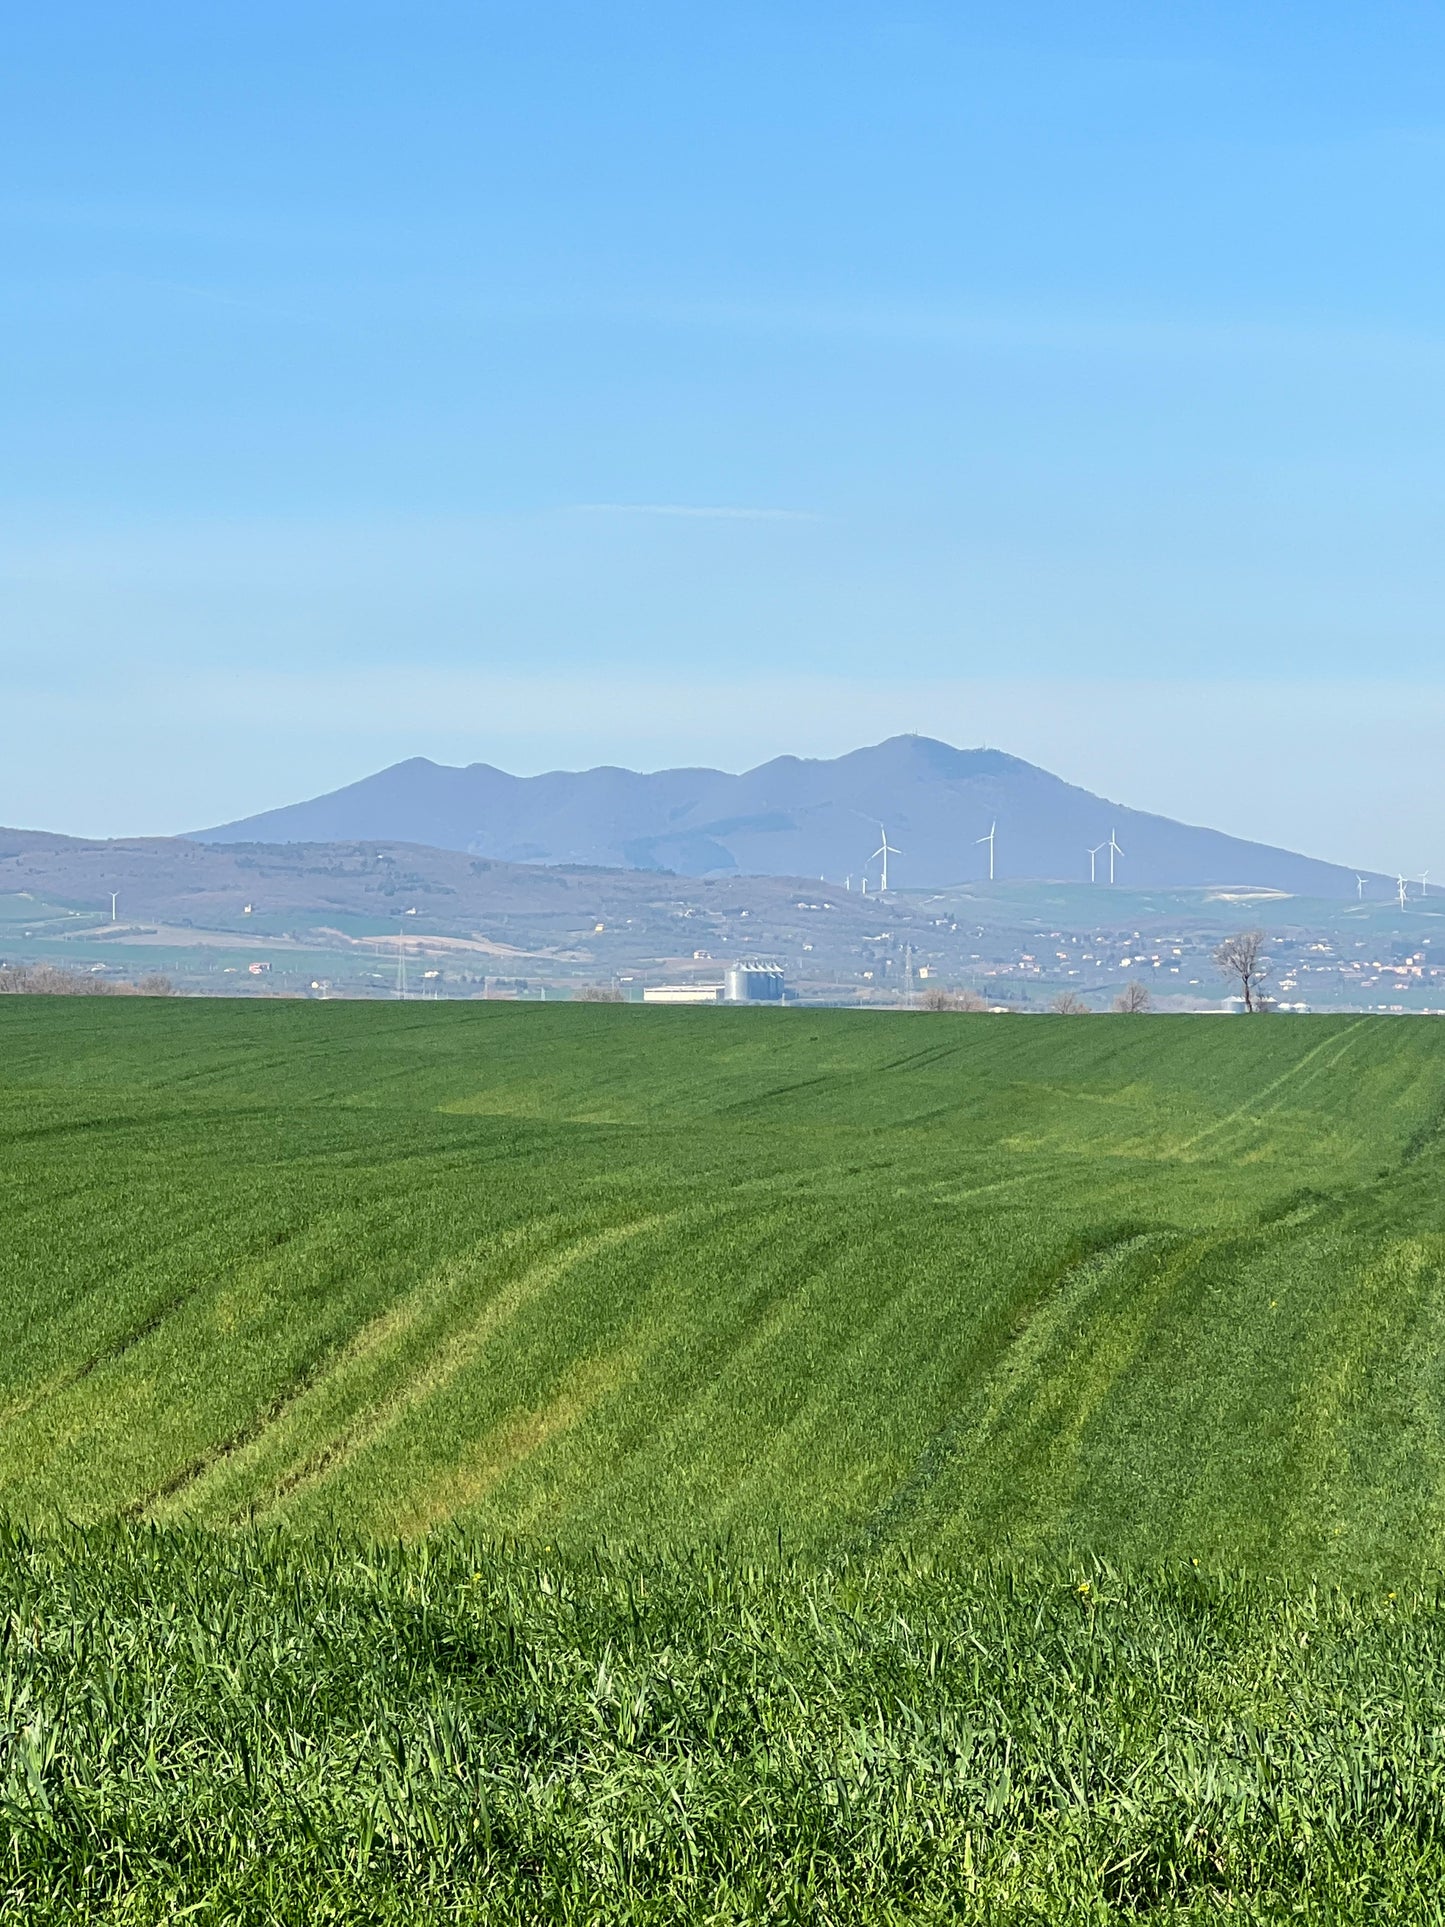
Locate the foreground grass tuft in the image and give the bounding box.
[5,1527,1445,1923]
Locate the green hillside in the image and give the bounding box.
[3,999,1444,1568]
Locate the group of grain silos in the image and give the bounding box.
[725,960,786,1002]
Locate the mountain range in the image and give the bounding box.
[198,736,1374,898]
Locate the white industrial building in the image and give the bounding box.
[641,960,786,1005]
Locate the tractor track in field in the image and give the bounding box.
[125,1215,581,1522]
[1401,1089,1445,1166]
[246,1211,680,1522]
[184,1208,698,1524]
[0,1110,179,1147]
[0,1219,311,1437]
[0,1287,207,1436]
[121,1368,327,1522]
[716,1037,972,1116]
[858,1227,1176,1550]
[1168,1020,1370,1159]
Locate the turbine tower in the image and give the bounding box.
[870,825,901,894]
[976,821,997,882]
[1422,871,1431,898]
[1087,842,1105,883]
[1107,828,1124,885]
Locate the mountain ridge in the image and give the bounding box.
[195,735,1376,898]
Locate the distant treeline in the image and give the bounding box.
[0,963,174,997]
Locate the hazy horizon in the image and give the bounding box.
[6,5,1445,875]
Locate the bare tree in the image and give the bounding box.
[1113,981,1152,1014]
[919,986,987,1012]
[1214,930,1269,1012]
[1051,990,1091,1015]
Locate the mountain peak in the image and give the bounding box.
[194,738,1369,895]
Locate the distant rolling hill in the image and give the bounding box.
[197,735,1376,897]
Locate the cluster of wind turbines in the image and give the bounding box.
[853,817,1130,892]
[855,818,998,894]
[840,825,902,894]
[852,819,1435,903]
[1086,831,1124,885]
[1377,871,1430,909]
[1351,871,1431,909]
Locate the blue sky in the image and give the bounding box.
[4,3,1445,870]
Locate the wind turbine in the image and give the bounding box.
[1397,874,1409,910]
[1355,875,1367,902]
[870,825,902,894]
[1107,828,1124,885]
[1087,842,1105,884]
[1421,871,1430,898]
[976,821,997,882]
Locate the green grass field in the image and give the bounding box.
[5,1000,1445,1920]
[4,999,1444,1565]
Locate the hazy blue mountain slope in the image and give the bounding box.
[197,736,1374,895]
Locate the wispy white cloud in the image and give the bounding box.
[573,503,821,521]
